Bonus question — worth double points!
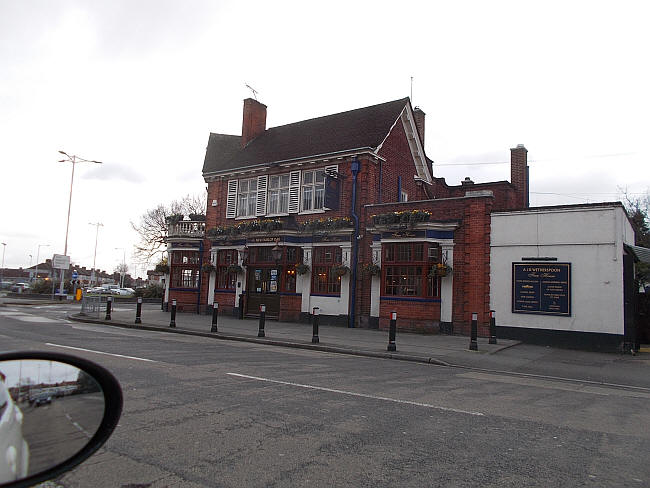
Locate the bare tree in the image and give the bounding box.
[131,194,207,261]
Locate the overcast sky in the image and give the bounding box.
[1,0,648,277]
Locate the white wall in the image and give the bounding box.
[490,205,634,335]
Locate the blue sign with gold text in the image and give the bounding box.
[512,262,571,316]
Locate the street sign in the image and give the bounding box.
[71,270,78,279]
[52,254,71,270]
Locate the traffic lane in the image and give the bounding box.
[21,394,100,475]
[2,312,648,438]
[68,357,649,488]
[2,313,648,487]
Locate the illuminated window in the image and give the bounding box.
[311,246,342,295]
[383,243,439,298]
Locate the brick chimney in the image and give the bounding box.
[510,144,529,208]
[241,98,267,147]
[413,106,425,145]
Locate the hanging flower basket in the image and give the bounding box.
[201,263,216,273]
[155,263,170,274]
[331,265,350,277]
[226,264,243,274]
[361,263,381,276]
[428,263,451,278]
[295,263,311,275]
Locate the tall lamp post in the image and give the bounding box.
[58,151,102,295]
[115,247,126,288]
[89,222,104,285]
[1,242,6,286]
[35,243,50,282]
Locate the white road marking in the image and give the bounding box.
[227,372,484,416]
[458,371,650,399]
[45,343,156,362]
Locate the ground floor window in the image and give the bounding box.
[171,268,200,288]
[216,249,238,290]
[311,246,342,295]
[382,242,439,298]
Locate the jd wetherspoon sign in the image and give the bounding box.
[512,262,571,316]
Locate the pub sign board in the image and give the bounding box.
[324,175,340,210]
[512,262,571,316]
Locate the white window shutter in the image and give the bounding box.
[226,180,238,219]
[325,164,339,176]
[256,175,268,216]
[288,170,301,213]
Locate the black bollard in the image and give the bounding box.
[170,299,177,328]
[312,307,320,343]
[258,304,266,337]
[161,295,164,311]
[135,297,142,324]
[387,311,397,351]
[469,312,478,350]
[489,310,497,344]
[105,296,112,321]
[211,302,219,332]
[238,295,244,320]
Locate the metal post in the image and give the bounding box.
[170,299,177,328]
[312,307,320,343]
[135,297,143,324]
[105,296,112,321]
[211,302,219,332]
[489,310,497,344]
[161,294,165,311]
[238,295,244,319]
[258,304,266,337]
[387,311,397,351]
[470,312,478,350]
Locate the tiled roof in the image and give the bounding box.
[203,98,409,175]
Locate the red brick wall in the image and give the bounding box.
[169,290,200,313]
[362,194,493,335]
[241,98,266,147]
[279,295,301,322]
[378,300,440,333]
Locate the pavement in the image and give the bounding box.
[66,303,523,366]
[2,294,648,388]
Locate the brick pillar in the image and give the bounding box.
[510,144,528,208]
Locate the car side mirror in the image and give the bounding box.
[0,352,122,488]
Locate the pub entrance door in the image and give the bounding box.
[246,266,281,318]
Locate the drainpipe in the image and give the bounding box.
[349,157,361,328]
[197,240,203,314]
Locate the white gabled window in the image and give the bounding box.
[268,174,290,214]
[237,178,257,217]
[401,190,408,202]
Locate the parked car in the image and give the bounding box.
[33,394,52,407]
[10,283,30,293]
[0,374,30,483]
[113,288,135,296]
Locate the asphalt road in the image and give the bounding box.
[1,304,648,487]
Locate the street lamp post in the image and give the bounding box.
[115,247,126,288]
[35,243,50,282]
[1,242,6,286]
[89,222,104,285]
[58,151,102,295]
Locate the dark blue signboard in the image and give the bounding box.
[512,262,571,316]
[324,175,340,210]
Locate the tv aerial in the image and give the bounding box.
[245,83,259,100]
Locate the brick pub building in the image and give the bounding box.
[166,96,535,338]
